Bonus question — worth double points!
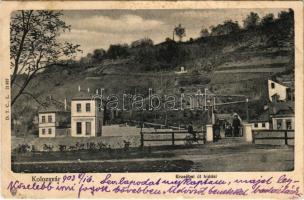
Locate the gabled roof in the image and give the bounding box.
[251,110,270,123]
[269,101,294,117]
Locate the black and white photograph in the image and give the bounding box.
[10,8,295,173]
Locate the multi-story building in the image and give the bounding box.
[38,98,70,137]
[71,91,103,137]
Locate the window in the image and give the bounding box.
[42,129,45,135]
[261,123,266,128]
[287,88,292,100]
[271,82,275,89]
[42,116,45,123]
[277,119,282,130]
[85,122,91,135]
[48,115,52,123]
[286,119,292,130]
[86,103,91,112]
[77,104,81,112]
[48,128,52,134]
[254,123,258,128]
[76,122,82,134]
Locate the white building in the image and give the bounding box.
[71,92,103,137]
[268,79,289,102]
[175,66,188,74]
[251,111,270,130]
[270,102,294,130]
[38,100,70,137]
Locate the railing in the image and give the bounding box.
[252,129,294,145]
[128,120,187,130]
[140,130,205,147]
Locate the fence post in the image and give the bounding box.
[243,123,253,143]
[172,132,175,146]
[206,124,213,142]
[140,131,144,147]
[284,130,288,145]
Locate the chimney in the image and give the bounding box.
[78,85,81,92]
[64,98,67,111]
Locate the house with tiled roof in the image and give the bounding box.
[38,97,70,137]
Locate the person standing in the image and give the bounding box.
[232,115,241,137]
[188,122,197,141]
[213,119,221,141]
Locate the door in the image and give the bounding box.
[85,122,91,136]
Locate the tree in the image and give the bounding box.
[92,48,106,63]
[210,20,240,36]
[135,46,156,67]
[277,8,294,31]
[243,12,260,29]
[10,10,81,106]
[277,9,294,44]
[200,28,209,37]
[106,44,129,59]
[79,53,93,64]
[131,38,153,48]
[174,24,186,42]
[260,13,274,26]
[278,8,294,22]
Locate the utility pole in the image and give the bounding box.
[204,88,208,111]
[246,98,249,122]
[212,97,216,124]
[204,88,209,124]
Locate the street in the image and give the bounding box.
[12,144,294,172]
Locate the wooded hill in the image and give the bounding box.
[12,9,294,134]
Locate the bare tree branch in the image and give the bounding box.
[10,10,81,106]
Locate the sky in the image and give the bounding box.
[59,9,287,59]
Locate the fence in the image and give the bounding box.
[252,129,294,145]
[140,130,205,147]
[128,120,187,130]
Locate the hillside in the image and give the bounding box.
[12,12,295,135]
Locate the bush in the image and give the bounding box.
[106,44,130,59]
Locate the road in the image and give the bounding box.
[12,144,294,172]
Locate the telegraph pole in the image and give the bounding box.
[204,88,208,111]
[204,88,209,124]
[246,98,249,122]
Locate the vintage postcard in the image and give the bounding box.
[0,1,303,199]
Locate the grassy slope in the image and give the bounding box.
[12,19,294,134]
